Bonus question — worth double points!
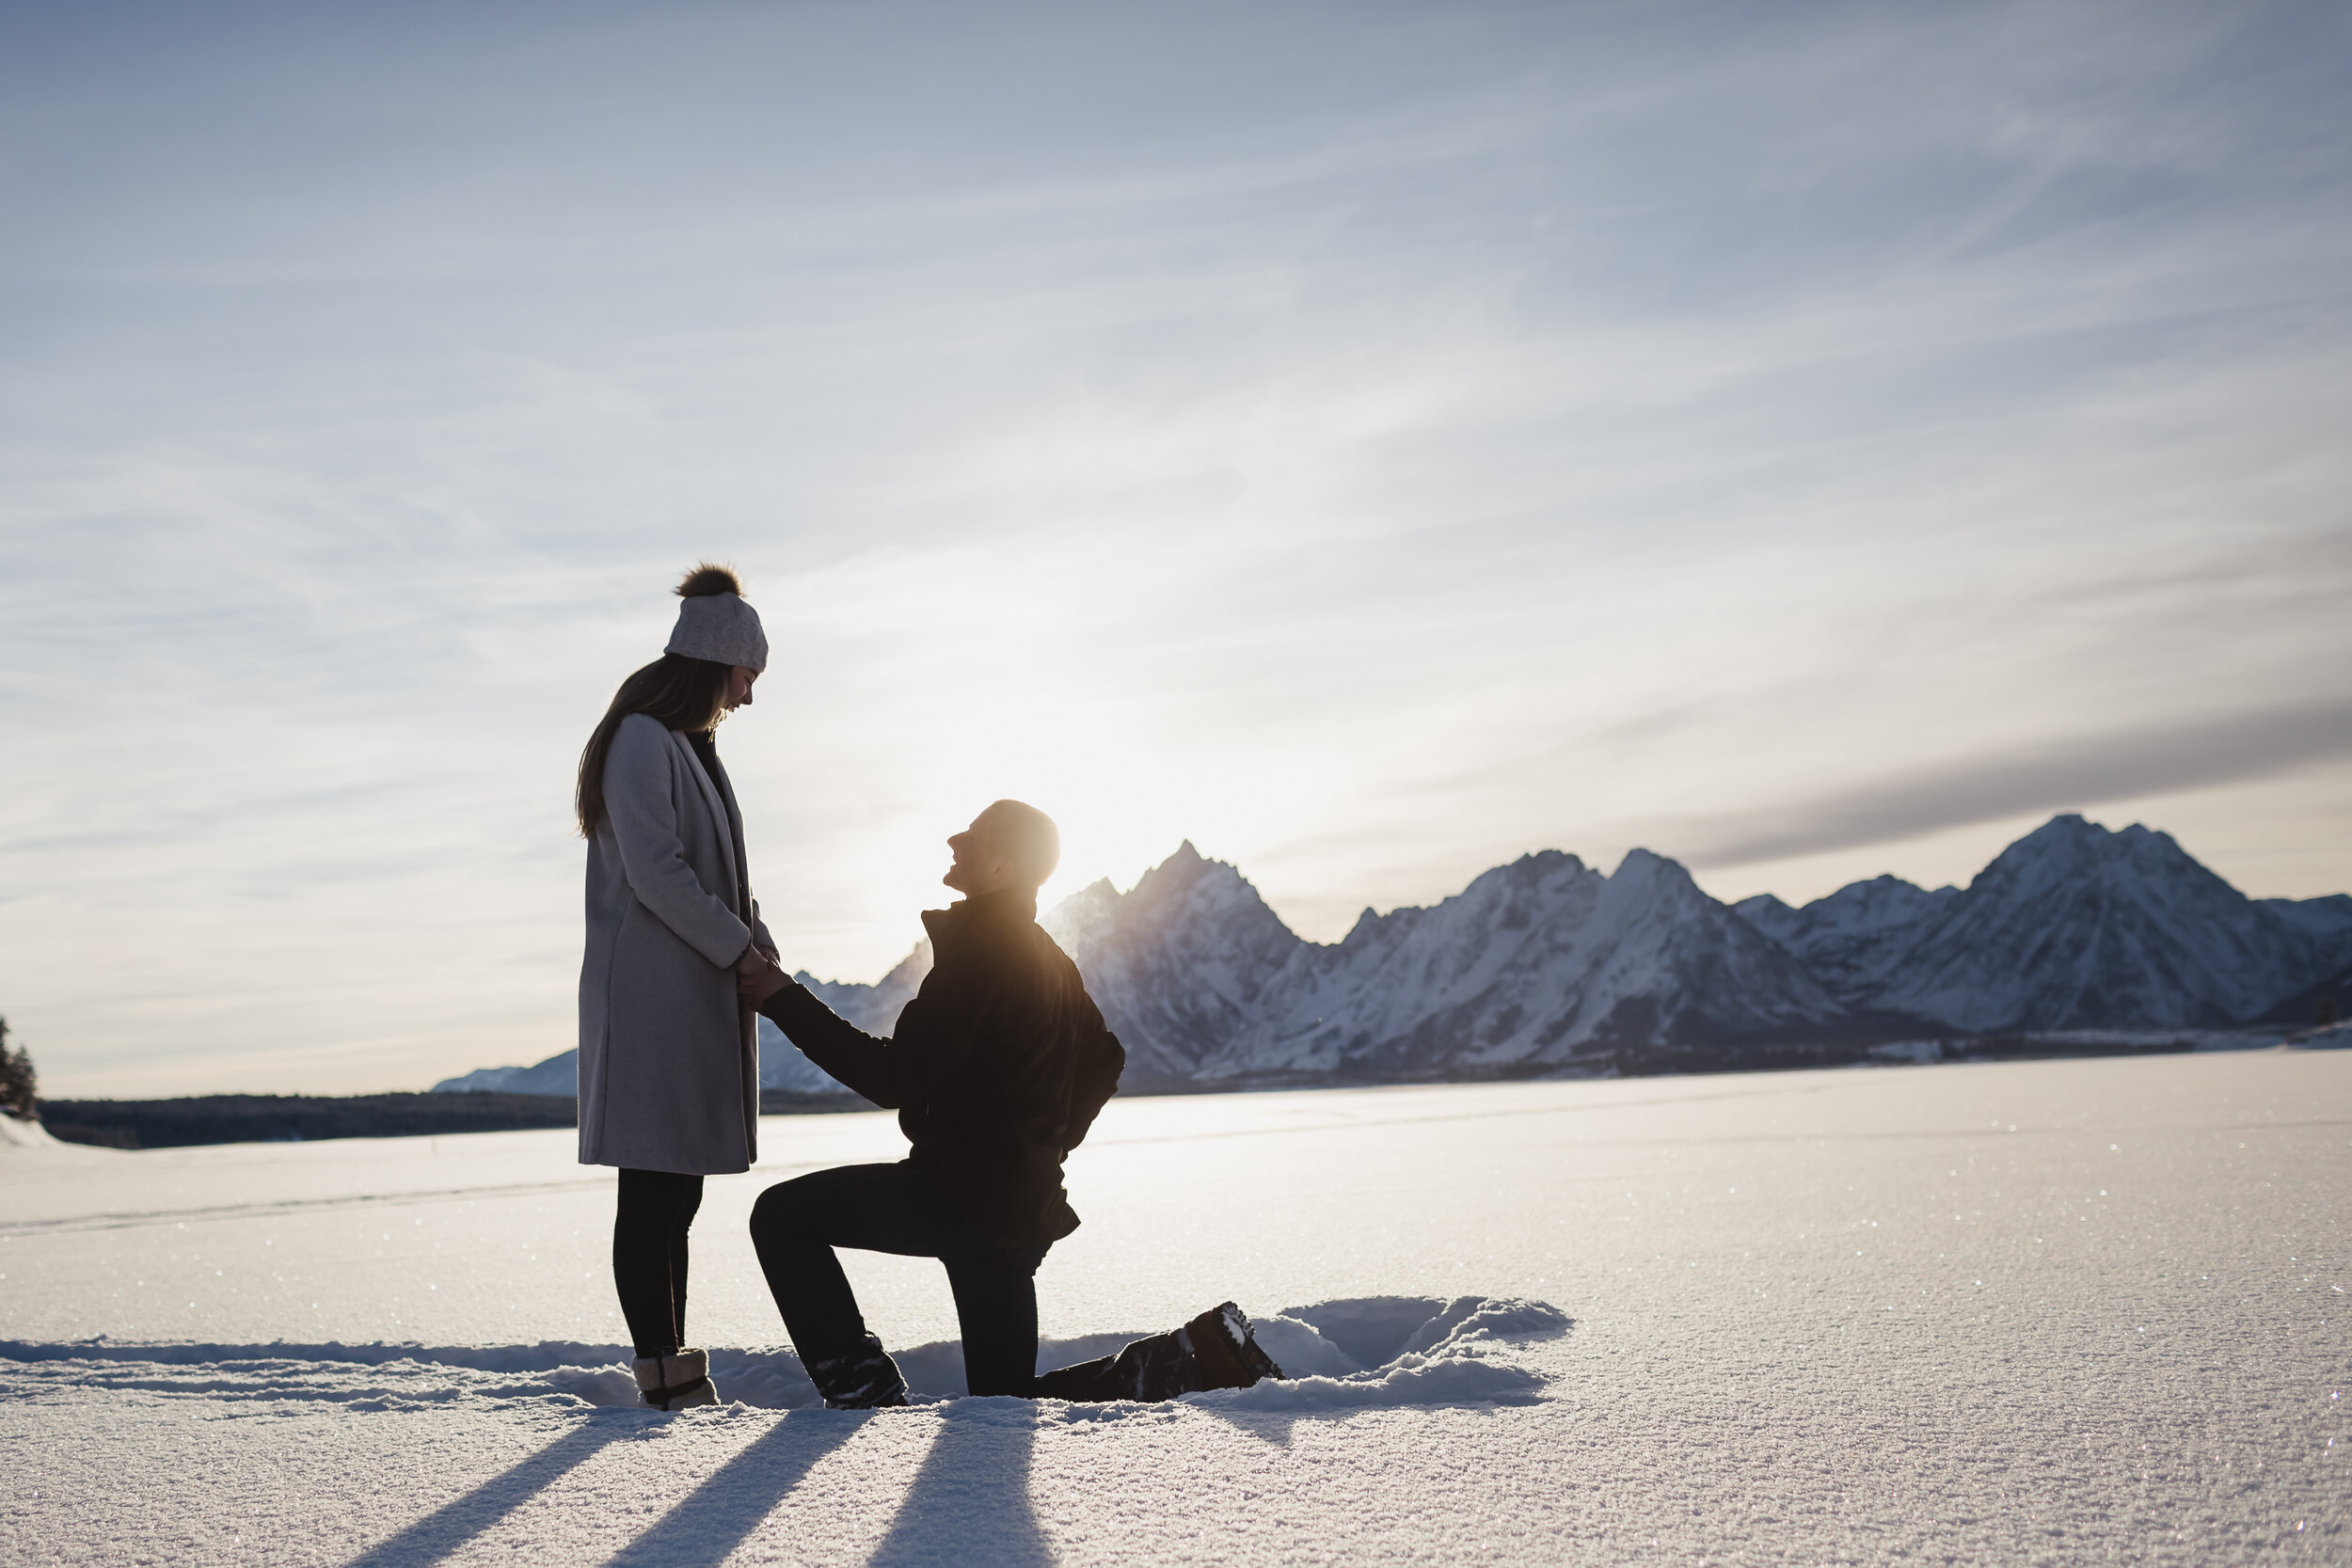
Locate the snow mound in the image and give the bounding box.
[1,1339,629,1372]
[0,1341,639,1414]
[538,1346,829,1409]
[1195,1352,1547,1411]
[1245,1313,1365,1378]
[0,1296,1566,1418]
[1194,1295,1567,1411]
[1396,1294,1573,1355]
[711,1294,1566,1410]
[0,1116,100,1157]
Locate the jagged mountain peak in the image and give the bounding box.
[1975,815,2208,890]
[1805,874,1954,925]
[1510,848,1590,876]
[1599,849,1750,935]
[1958,816,2253,941]
[1864,814,2314,1030]
[1327,850,1596,952]
[1846,871,1931,895]
[1125,839,1261,910]
[1041,878,1121,953]
[1983,812,2115,870]
[1119,847,1296,962]
[1451,849,1595,907]
[1041,841,1305,1086]
[1611,845,1672,877]
[1152,839,1209,878]
[1730,870,1953,1004]
[1608,846,1705,897]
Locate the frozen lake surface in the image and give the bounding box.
[3,1052,2345,1564]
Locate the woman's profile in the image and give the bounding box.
[574,563,772,1410]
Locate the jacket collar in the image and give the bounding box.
[665,728,741,906]
[920,886,1038,952]
[669,727,731,830]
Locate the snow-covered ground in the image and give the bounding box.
[4,1052,2345,1564]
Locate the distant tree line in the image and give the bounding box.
[39,1092,578,1148]
[0,1017,36,1121]
[0,1009,861,1147]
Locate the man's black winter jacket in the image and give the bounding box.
[756,887,1126,1246]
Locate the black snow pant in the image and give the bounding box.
[751,1161,1047,1396]
[749,1160,1198,1402]
[613,1167,704,1358]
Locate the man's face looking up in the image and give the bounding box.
[943,807,1016,897]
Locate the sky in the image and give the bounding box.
[3,0,2348,1097]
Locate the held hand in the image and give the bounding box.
[737,951,791,1006]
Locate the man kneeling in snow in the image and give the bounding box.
[737,799,1284,1408]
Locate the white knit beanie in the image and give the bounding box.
[664,565,769,673]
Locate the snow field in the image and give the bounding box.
[4,1051,2347,1564]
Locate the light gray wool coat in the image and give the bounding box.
[577,713,771,1175]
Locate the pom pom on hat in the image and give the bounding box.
[675,563,743,598]
[664,562,768,673]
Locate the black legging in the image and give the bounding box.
[613,1168,704,1357]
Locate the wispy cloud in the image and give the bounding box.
[1653,698,2352,870]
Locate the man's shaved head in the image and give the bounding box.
[981,800,1060,890]
[944,800,1062,898]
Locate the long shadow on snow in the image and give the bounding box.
[341,1418,644,1568]
[600,1411,873,1568]
[866,1400,1050,1568]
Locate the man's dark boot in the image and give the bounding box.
[803,1334,910,1410]
[1035,1301,1286,1402]
[1182,1302,1284,1389]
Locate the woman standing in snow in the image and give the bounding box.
[575,563,774,1410]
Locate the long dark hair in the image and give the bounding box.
[575,654,733,836]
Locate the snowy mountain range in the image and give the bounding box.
[1735,816,2352,1033]
[1041,843,1858,1088]
[434,815,2352,1096]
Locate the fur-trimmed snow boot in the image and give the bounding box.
[633,1348,719,1411]
[803,1334,909,1410]
[1034,1301,1286,1402]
